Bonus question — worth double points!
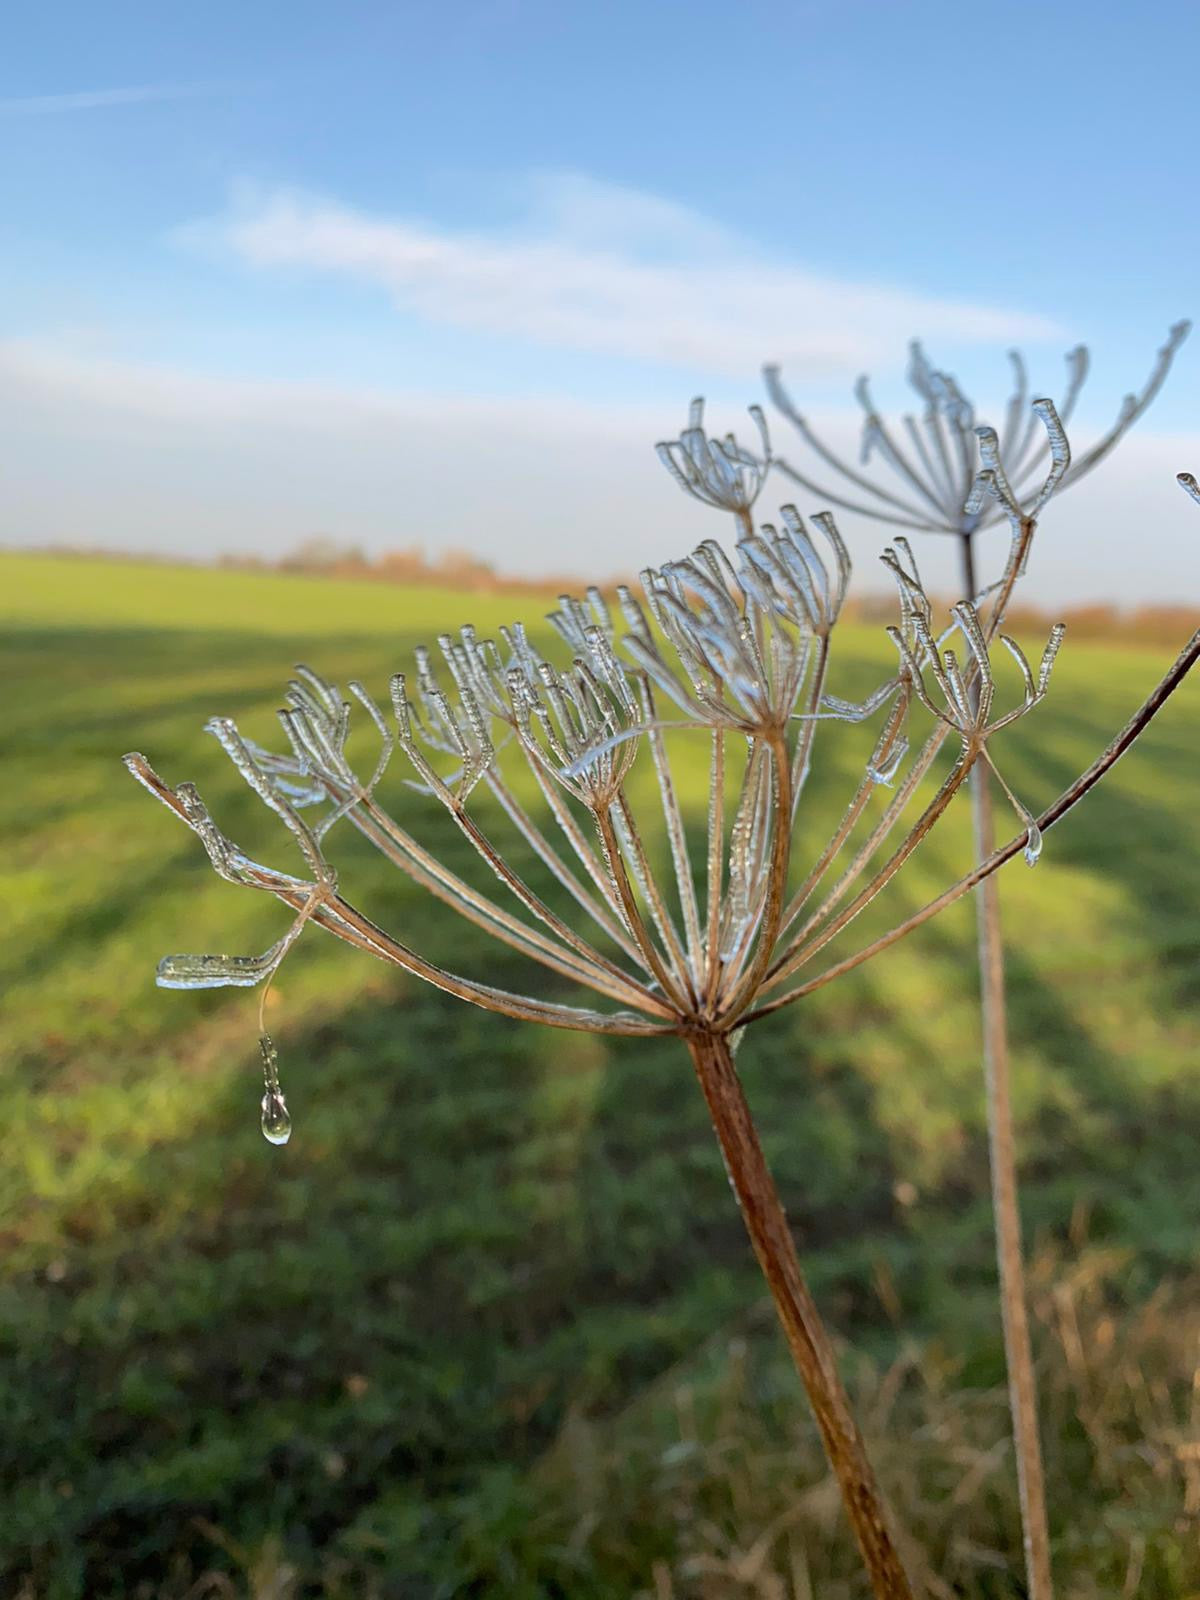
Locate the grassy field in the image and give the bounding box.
[3,550,1199,1599]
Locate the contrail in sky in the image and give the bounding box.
[0,82,237,115]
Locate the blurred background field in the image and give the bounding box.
[3,550,1199,1599]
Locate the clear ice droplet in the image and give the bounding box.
[260,1088,292,1145]
[1022,818,1043,867]
[258,1033,292,1145]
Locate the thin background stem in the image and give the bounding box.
[960,532,1054,1600]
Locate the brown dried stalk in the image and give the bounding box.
[126,398,1196,1600]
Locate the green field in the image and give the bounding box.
[4,550,1199,1599]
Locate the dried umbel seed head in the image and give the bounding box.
[122,392,1187,1063]
[657,397,771,517]
[615,507,848,743]
[885,596,1064,867]
[508,645,642,807]
[763,321,1190,545]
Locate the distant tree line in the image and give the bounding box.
[12,535,1195,646]
[222,533,614,598]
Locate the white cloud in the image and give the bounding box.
[1,338,1196,605]
[186,175,1064,380]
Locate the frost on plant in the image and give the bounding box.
[125,388,1200,1600]
[125,398,1190,1096]
[655,396,770,521]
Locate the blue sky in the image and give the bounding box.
[2,0,1198,600]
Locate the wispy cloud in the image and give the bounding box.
[188,174,1063,380]
[0,82,233,116]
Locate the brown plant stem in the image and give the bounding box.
[685,1028,914,1600]
[960,529,1053,1600]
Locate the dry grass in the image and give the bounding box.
[529,1240,1200,1600]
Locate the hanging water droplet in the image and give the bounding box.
[1022,817,1043,867]
[260,1087,292,1145]
[258,1033,292,1145]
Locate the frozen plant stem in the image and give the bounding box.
[960,531,1054,1600]
[686,1027,913,1598]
